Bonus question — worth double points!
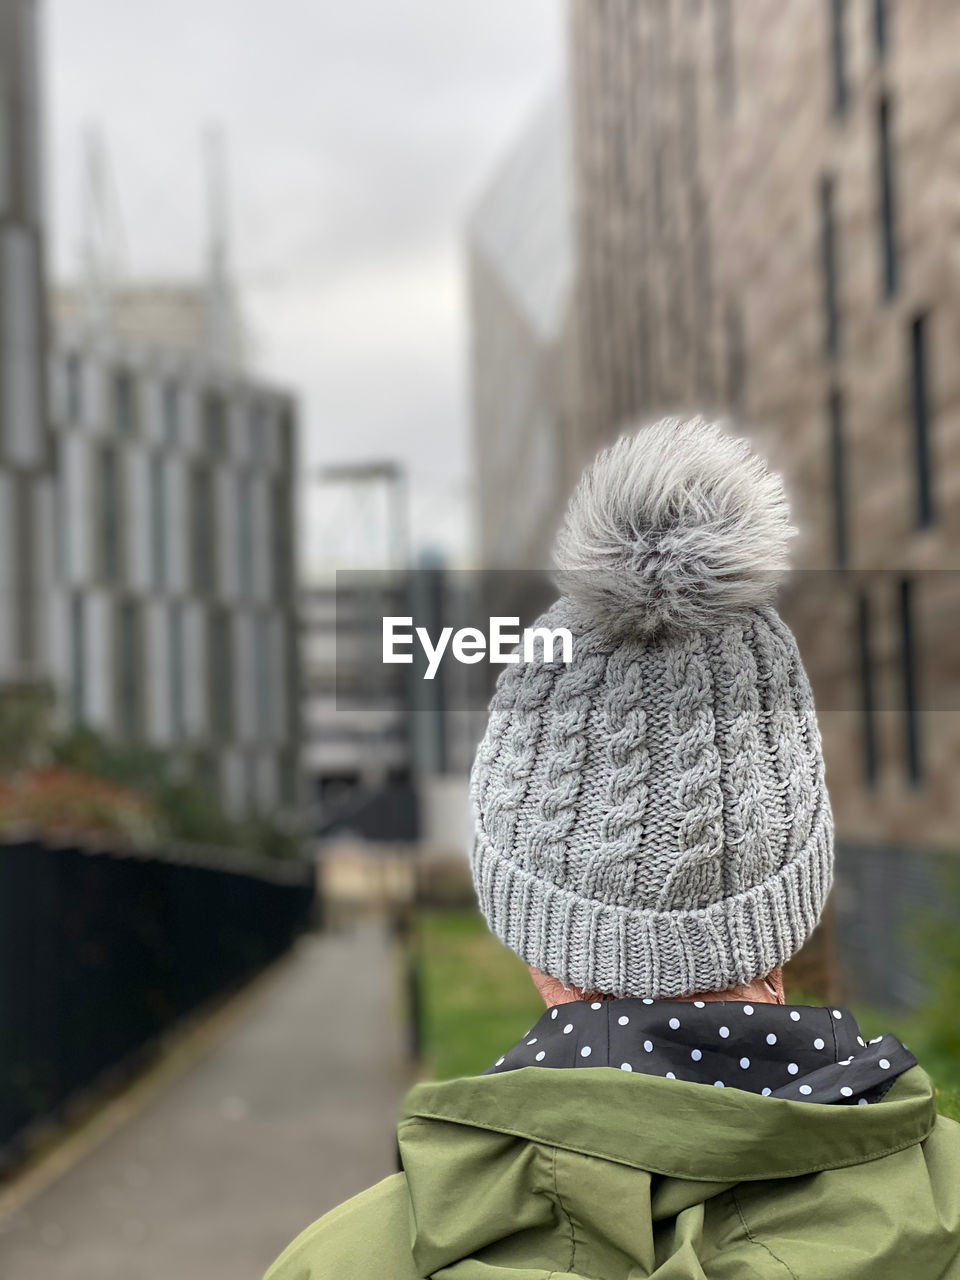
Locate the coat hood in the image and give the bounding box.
[398,1065,943,1279]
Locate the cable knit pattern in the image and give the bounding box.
[653,633,725,911]
[470,592,833,999]
[526,649,609,883]
[713,623,777,893]
[580,649,650,905]
[480,658,559,856]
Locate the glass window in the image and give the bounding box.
[150,453,167,590]
[714,0,735,116]
[117,599,141,742]
[70,593,86,723]
[254,613,271,738]
[113,370,137,434]
[856,594,878,787]
[874,0,889,58]
[204,393,226,454]
[65,352,83,423]
[250,402,268,466]
[899,578,921,786]
[828,387,848,567]
[725,297,745,415]
[190,465,215,593]
[910,313,934,528]
[210,610,234,740]
[169,602,185,742]
[820,175,839,359]
[877,96,898,298]
[272,478,292,601]
[830,0,848,117]
[162,381,179,450]
[238,472,255,598]
[99,444,121,582]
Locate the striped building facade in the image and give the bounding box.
[0,0,54,690]
[48,315,300,817]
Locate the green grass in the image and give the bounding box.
[416,909,542,1080]
[414,909,960,1122]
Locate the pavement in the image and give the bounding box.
[0,918,407,1280]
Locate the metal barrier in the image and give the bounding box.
[0,836,315,1163]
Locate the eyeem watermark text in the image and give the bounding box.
[383,617,573,680]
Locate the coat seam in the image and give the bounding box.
[732,1188,800,1280]
[551,1144,576,1274]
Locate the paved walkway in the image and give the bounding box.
[0,919,406,1280]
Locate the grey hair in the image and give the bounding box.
[553,415,795,639]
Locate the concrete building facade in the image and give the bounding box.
[48,300,300,816]
[0,0,54,690]
[498,0,960,850]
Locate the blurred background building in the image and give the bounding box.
[0,0,54,695]
[48,298,299,816]
[468,0,960,1005]
[466,86,578,576]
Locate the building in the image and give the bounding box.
[466,87,580,574]
[0,0,54,692]
[48,286,300,817]
[469,0,960,856]
[302,575,414,838]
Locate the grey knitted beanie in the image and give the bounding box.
[469,416,833,999]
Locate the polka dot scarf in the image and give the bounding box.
[487,1000,916,1105]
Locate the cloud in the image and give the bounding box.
[46,0,562,540]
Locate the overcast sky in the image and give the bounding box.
[46,0,562,563]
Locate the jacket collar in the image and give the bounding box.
[485,998,916,1106]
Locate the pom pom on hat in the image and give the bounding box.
[553,415,795,639]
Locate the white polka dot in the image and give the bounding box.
[857,1036,865,1046]
[535,1051,545,1062]
[620,1062,633,1072]
[832,1009,842,1019]
[766,1033,777,1046]
[580,1046,592,1058]
[618,1015,630,1026]
[563,1024,573,1035]
[718,1025,730,1039]
[691,1048,702,1062]
[527,1038,537,1045]
[761,1087,772,1096]
[591,1002,602,1010]
[790,1011,800,1022]
[669,1017,681,1030]
[799,1085,812,1095]
[551,1008,558,1019]
[787,1062,799,1075]
[870,1036,882,1045]
[739,1057,750,1070]
[495,1057,505,1066]
[858,1098,869,1106]
[879,1058,890,1070]
[813,1038,825,1050]
[743,1005,754,1015]
[714,1080,725,1088]
[642,998,654,1005]
[665,1071,676,1079]
[643,1040,654,1053]
[840,1057,853,1065]
[693,1000,705,1008]
[840,1086,853,1097]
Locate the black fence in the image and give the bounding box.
[0,836,315,1162]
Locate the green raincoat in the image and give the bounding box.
[266,1063,960,1278]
